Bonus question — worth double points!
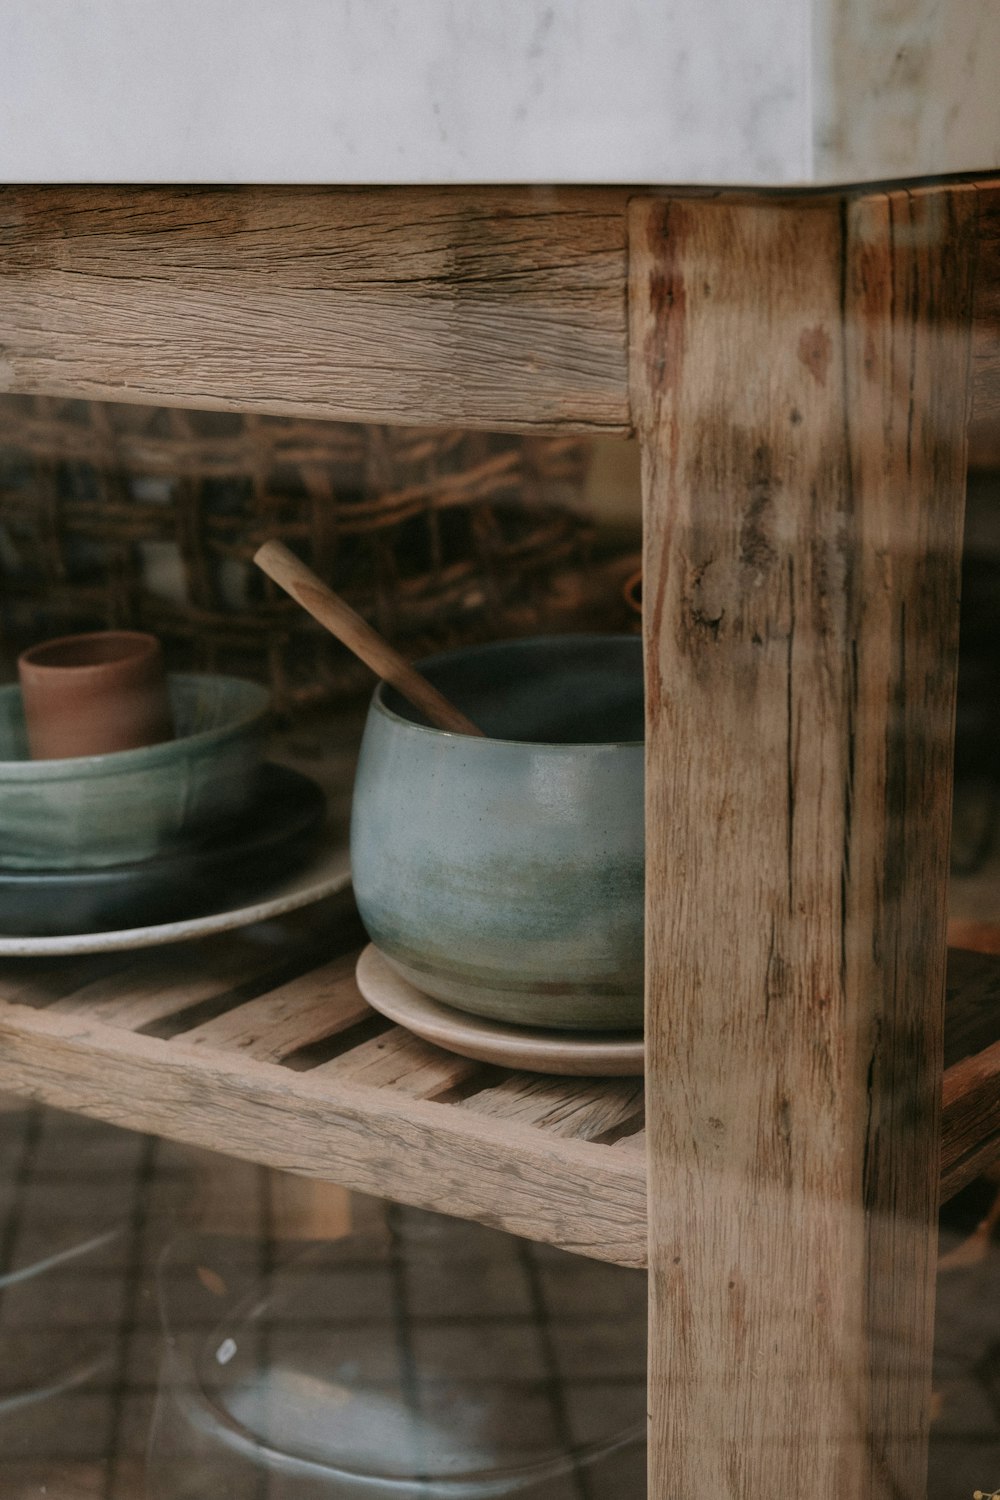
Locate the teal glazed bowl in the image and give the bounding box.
[350,636,644,1032]
[0,674,270,870]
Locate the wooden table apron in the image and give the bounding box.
[1,179,999,1500]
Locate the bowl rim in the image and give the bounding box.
[0,672,270,780]
[175,1235,646,1488]
[372,632,645,750]
[18,628,163,674]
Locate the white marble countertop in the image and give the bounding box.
[0,0,998,187]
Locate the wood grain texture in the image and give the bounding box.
[45,939,290,1028]
[0,995,648,1267]
[0,185,629,434]
[316,1025,478,1097]
[0,934,993,1287]
[941,948,1000,1198]
[460,1074,644,1140]
[632,186,976,1500]
[0,954,128,1008]
[942,1039,1000,1200]
[615,1129,647,1154]
[37,902,363,1030]
[969,179,1000,464]
[180,952,369,1060]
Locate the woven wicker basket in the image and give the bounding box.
[0,396,603,709]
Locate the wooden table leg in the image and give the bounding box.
[631,186,977,1498]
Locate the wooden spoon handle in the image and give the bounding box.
[253,540,485,737]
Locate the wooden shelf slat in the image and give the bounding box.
[942,1039,1000,1199]
[0,910,647,1267]
[45,932,307,1026]
[459,1073,644,1140]
[940,946,1000,1200]
[316,1026,480,1097]
[181,952,368,1060]
[616,1129,646,1154]
[0,915,997,1266]
[0,996,647,1265]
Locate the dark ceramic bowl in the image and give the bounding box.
[0,674,270,870]
[0,764,324,935]
[350,635,644,1032]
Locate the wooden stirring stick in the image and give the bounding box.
[253,540,485,737]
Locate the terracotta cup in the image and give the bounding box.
[17,631,173,761]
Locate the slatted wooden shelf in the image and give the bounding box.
[0,895,996,1268]
[0,897,648,1267]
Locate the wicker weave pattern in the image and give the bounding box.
[0,397,591,707]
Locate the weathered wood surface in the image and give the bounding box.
[633,185,976,1500]
[0,926,994,1288]
[316,1024,479,1097]
[45,939,297,1028]
[942,1038,1000,1200]
[0,978,650,1272]
[969,179,1000,465]
[941,947,1000,1198]
[1,181,996,443]
[460,1073,644,1140]
[181,951,368,1060]
[0,185,630,434]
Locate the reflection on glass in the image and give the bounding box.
[149,1207,647,1499]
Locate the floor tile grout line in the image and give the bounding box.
[102,1133,158,1500]
[518,1239,591,1500]
[256,1162,276,1500]
[388,1202,433,1497]
[0,1104,44,1320]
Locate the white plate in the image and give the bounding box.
[0,839,351,957]
[356,944,645,1076]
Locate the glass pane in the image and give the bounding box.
[0,181,997,1500]
[0,393,645,1499]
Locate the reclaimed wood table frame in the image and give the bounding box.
[1,178,999,1499]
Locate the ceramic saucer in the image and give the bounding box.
[355,944,644,1076]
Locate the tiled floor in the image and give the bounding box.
[0,1105,196,1498]
[0,1099,648,1499]
[3,1096,1000,1499]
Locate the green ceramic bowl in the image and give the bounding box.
[0,674,270,871]
[351,635,644,1032]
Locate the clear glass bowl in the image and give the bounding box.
[149,1204,647,1498]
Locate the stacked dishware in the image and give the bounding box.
[349,634,645,1074]
[251,541,646,1074]
[0,631,329,940]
